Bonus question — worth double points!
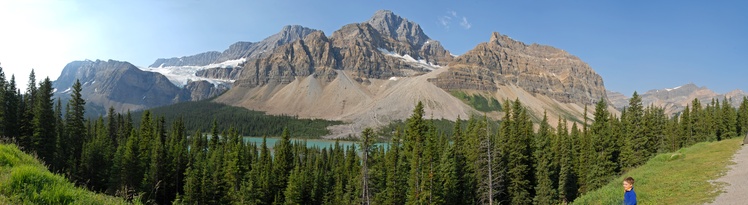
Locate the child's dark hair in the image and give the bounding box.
[624,177,635,185]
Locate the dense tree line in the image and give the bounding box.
[131,100,342,138]
[2,63,748,204]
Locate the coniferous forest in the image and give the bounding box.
[3,66,748,204]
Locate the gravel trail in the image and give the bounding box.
[709,143,748,205]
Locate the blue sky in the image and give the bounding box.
[0,0,746,96]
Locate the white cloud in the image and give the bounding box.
[439,10,471,30]
[460,17,472,29]
[439,16,451,28]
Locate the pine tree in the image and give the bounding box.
[533,112,556,205]
[4,75,19,141]
[60,79,86,176]
[557,119,577,203]
[0,66,6,137]
[52,98,65,172]
[681,105,694,146]
[32,77,56,164]
[587,98,616,190]
[405,101,428,204]
[720,97,737,140]
[504,99,533,205]
[284,165,307,205]
[19,70,37,151]
[737,97,748,137]
[360,128,374,205]
[79,117,114,192]
[274,128,294,203]
[621,91,645,169]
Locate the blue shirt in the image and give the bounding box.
[624,187,637,205]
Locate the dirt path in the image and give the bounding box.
[709,144,748,205]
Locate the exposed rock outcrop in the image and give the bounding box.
[235,31,338,87]
[366,10,453,65]
[606,90,629,109]
[432,32,607,105]
[149,51,221,67]
[182,80,229,101]
[54,60,186,115]
[231,10,454,87]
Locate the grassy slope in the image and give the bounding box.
[0,143,132,205]
[573,137,742,204]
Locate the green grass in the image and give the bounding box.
[572,137,743,205]
[0,143,134,205]
[450,90,502,112]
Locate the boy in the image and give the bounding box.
[623,177,637,205]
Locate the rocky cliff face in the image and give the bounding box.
[366,10,453,65]
[431,32,607,105]
[606,90,629,109]
[183,80,229,101]
[214,25,318,63]
[230,10,454,87]
[149,51,221,67]
[234,31,338,87]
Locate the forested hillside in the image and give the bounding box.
[131,100,343,138]
[2,65,748,204]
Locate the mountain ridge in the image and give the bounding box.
[607,83,748,115]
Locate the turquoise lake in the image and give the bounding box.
[242,137,389,150]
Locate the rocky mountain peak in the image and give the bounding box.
[276,25,318,45]
[367,10,429,48]
[437,32,607,105]
[214,25,318,62]
[148,51,221,68]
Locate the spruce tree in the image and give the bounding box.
[273,128,294,203]
[621,91,644,169]
[405,102,428,204]
[4,75,19,140]
[79,117,114,192]
[62,79,87,176]
[505,99,533,205]
[738,97,748,136]
[360,128,374,205]
[32,77,56,164]
[587,98,616,190]
[557,119,577,203]
[533,112,556,205]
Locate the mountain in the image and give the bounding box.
[217,25,318,62]
[606,90,629,109]
[145,25,319,89]
[53,60,227,116]
[432,32,607,105]
[427,32,611,126]
[215,10,606,137]
[148,51,221,67]
[608,83,748,115]
[230,9,454,88]
[57,10,614,137]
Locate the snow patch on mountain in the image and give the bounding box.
[141,58,245,87]
[377,48,441,71]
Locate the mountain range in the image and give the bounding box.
[51,10,735,138]
[607,83,748,115]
